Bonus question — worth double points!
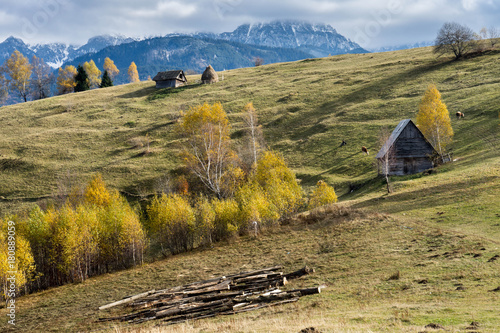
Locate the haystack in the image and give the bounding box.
[201,65,219,84]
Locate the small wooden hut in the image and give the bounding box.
[376,119,437,175]
[201,65,219,84]
[152,70,187,88]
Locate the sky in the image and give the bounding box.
[0,0,498,48]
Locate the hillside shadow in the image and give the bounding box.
[320,59,454,112]
[352,175,498,214]
[118,86,157,99]
[147,84,201,101]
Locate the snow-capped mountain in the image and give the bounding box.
[0,36,35,61]
[368,41,433,53]
[214,21,368,57]
[0,34,138,69]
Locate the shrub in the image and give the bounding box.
[147,194,196,255]
[235,182,279,231]
[308,180,338,210]
[253,151,303,218]
[211,198,239,241]
[194,196,216,245]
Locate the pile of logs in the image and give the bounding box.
[98,266,321,325]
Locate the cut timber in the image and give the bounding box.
[98,266,319,326]
[99,290,156,310]
[284,266,315,280]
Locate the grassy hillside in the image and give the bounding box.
[0,46,498,216]
[0,46,499,332]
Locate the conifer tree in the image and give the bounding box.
[100,70,113,88]
[74,65,90,92]
[416,85,454,159]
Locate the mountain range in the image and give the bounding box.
[0,21,367,80]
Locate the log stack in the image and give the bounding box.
[98,266,321,325]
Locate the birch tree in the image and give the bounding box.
[103,57,119,79]
[416,85,453,161]
[178,102,239,198]
[242,102,265,169]
[128,62,140,82]
[377,126,396,193]
[30,56,54,100]
[3,50,32,102]
[83,60,101,89]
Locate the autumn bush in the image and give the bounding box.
[253,151,304,219]
[211,198,239,241]
[147,193,196,255]
[194,195,216,246]
[307,180,338,210]
[235,182,279,231]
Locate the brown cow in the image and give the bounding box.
[362,146,369,155]
[456,111,464,119]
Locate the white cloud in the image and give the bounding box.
[0,0,499,47]
[462,0,478,10]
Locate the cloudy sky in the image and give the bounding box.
[0,0,498,48]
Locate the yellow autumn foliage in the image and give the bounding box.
[253,151,303,218]
[307,180,338,210]
[83,60,101,89]
[4,50,32,102]
[0,217,36,301]
[416,84,454,156]
[128,61,140,82]
[56,65,77,95]
[211,198,239,241]
[147,194,196,254]
[178,103,239,197]
[103,57,119,79]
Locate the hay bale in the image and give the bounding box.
[201,65,219,84]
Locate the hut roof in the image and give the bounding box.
[201,65,218,83]
[153,70,186,82]
[376,119,435,159]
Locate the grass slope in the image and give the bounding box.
[0,46,498,215]
[0,46,499,332]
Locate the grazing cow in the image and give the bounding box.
[340,139,347,147]
[361,146,369,155]
[456,111,464,119]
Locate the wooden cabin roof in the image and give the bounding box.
[376,119,436,159]
[153,70,186,82]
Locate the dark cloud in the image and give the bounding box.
[0,0,498,47]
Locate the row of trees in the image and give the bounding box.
[0,174,146,297]
[0,51,141,104]
[434,22,499,60]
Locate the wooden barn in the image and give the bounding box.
[152,70,187,88]
[376,119,437,176]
